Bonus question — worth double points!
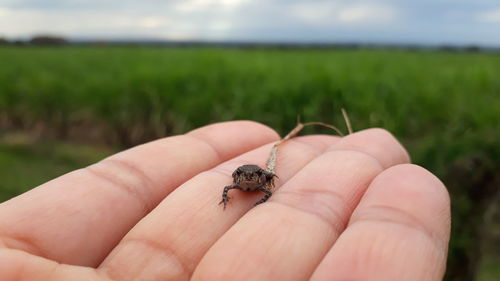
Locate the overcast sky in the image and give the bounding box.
[1,0,499,46]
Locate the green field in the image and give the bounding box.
[0,132,114,202]
[0,46,499,280]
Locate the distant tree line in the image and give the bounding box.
[0,35,495,53]
[0,35,68,45]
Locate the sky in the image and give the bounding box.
[0,0,499,46]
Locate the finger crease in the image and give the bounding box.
[272,188,349,235]
[86,158,155,213]
[349,204,447,253]
[124,238,190,280]
[0,235,46,259]
[44,261,61,281]
[184,134,224,163]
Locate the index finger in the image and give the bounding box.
[0,121,279,266]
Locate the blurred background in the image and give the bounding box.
[0,1,499,280]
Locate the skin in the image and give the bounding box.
[0,121,451,281]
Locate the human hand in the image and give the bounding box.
[0,121,450,281]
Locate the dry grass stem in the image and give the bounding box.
[265,109,353,179]
[341,108,353,134]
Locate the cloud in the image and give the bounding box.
[174,0,249,12]
[0,8,175,38]
[137,17,170,28]
[477,9,500,22]
[337,4,397,24]
[1,0,499,45]
[290,1,398,26]
[0,7,9,16]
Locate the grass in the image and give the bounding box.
[1,47,498,141]
[478,256,500,281]
[1,46,498,185]
[0,46,499,280]
[0,132,114,202]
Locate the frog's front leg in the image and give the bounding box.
[254,186,273,206]
[219,184,242,210]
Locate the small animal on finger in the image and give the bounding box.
[219,110,352,210]
[219,164,277,210]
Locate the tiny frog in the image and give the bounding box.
[219,164,277,210]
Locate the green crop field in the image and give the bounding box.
[0,46,499,280]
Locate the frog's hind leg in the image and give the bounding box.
[219,184,242,210]
[254,187,272,206]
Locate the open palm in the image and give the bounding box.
[0,121,450,281]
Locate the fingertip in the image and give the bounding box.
[351,163,451,250]
[333,128,411,168]
[372,164,450,211]
[189,120,280,141]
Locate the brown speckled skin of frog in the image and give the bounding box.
[219,164,277,210]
